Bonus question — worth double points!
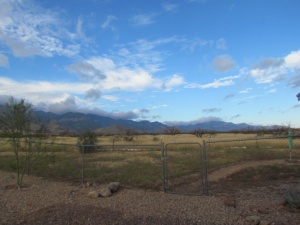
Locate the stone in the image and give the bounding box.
[245,215,260,225]
[99,188,112,197]
[108,182,120,193]
[222,195,236,208]
[85,181,94,187]
[87,191,100,198]
[253,175,261,181]
[258,208,270,214]
[260,220,270,225]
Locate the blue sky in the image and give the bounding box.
[0,0,300,127]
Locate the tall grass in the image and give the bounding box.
[0,134,298,190]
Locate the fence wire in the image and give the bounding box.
[162,142,208,195]
[203,135,300,195]
[205,135,300,169]
[0,139,164,190]
[82,143,163,190]
[0,134,299,195]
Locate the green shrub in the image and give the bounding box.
[284,188,300,208]
[124,135,134,142]
[152,136,160,142]
[77,130,97,153]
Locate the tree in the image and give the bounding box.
[77,130,98,153]
[191,129,205,138]
[0,97,36,188]
[164,126,181,135]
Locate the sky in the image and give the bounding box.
[0,0,300,128]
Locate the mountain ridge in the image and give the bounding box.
[33,110,272,134]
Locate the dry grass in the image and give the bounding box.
[0,133,297,189]
[39,133,263,145]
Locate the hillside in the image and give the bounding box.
[31,111,275,135]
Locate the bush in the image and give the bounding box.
[124,135,134,142]
[152,136,160,142]
[284,188,300,208]
[77,130,97,153]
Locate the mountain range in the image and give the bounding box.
[34,111,264,135]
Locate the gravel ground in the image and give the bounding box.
[1,162,299,225]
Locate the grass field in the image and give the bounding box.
[0,133,298,190]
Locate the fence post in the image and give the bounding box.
[288,130,293,161]
[26,139,31,176]
[81,145,85,186]
[202,140,209,195]
[161,142,166,192]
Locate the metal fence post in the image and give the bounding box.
[81,145,85,186]
[202,140,209,195]
[161,142,166,192]
[288,130,293,160]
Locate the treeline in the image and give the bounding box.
[9,125,296,138]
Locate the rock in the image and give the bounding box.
[85,182,90,187]
[99,188,112,197]
[260,220,270,225]
[245,215,260,225]
[253,175,261,181]
[87,191,100,198]
[222,195,236,208]
[258,208,270,214]
[108,182,120,193]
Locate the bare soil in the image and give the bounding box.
[1,159,300,225]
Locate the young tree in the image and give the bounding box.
[191,129,205,138]
[164,126,181,135]
[77,130,98,153]
[0,97,35,187]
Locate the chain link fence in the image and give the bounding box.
[205,135,300,170]
[0,134,299,194]
[162,142,208,195]
[204,135,300,188]
[0,139,164,190]
[81,143,163,190]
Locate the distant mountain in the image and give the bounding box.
[34,111,168,134]
[178,121,259,132]
[0,108,284,135]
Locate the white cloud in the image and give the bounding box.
[76,17,90,42]
[284,50,300,69]
[249,68,282,84]
[131,14,155,26]
[85,88,102,100]
[102,95,119,101]
[47,96,78,114]
[288,74,300,88]
[69,57,185,92]
[182,38,213,52]
[0,76,134,116]
[215,38,227,50]
[0,53,9,67]
[212,55,236,73]
[0,76,92,105]
[162,3,178,12]
[249,50,300,84]
[185,75,240,89]
[152,104,168,109]
[101,15,117,30]
[240,88,252,94]
[0,0,80,57]
[162,74,185,90]
[68,58,108,81]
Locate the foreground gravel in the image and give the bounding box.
[1,169,299,225]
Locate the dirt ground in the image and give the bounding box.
[1,159,300,225]
[210,159,300,194]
